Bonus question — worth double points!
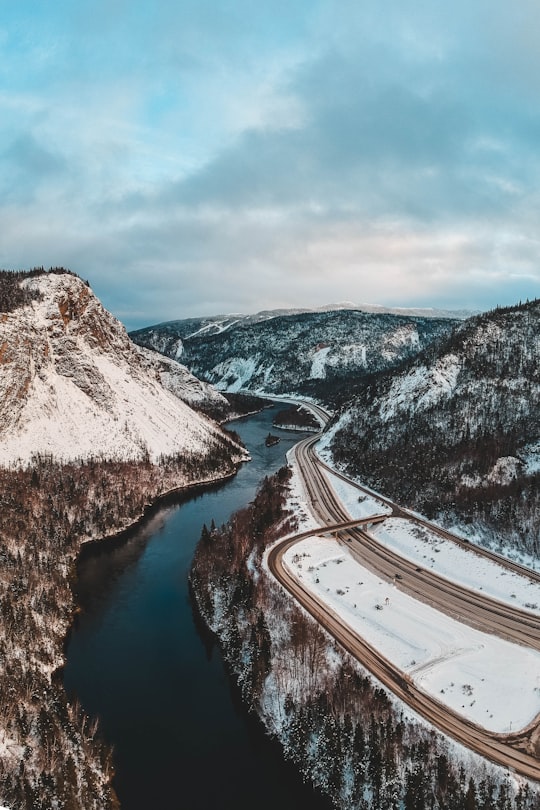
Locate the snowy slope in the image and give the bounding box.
[131,308,457,405]
[0,273,242,466]
[134,344,229,415]
[321,299,540,560]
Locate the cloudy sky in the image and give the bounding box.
[1,1,539,328]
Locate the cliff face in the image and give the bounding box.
[0,272,242,466]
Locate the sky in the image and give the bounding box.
[1,1,539,330]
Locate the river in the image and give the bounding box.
[63,406,331,810]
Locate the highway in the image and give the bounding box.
[267,403,540,781]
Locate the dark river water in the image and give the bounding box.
[63,407,331,810]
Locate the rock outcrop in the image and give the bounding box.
[0,271,243,466]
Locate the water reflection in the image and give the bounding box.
[64,407,331,810]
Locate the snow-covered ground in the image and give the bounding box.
[285,449,322,533]
[322,469,392,519]
[283,536,540,733]
[370,518,540,616]
[316,461,540,613]
[280,453,540,735]
[521,441,540,475]
[210,356,260,392]
[379,354,461,422]
[309,346,331,379]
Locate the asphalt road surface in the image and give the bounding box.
[268,406,540,781]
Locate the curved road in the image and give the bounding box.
[268,405,540,780]
[294,434,540,652]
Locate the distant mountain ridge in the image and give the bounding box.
[131,307,459,405]
[0,270,242,466]
[141,301,472,341]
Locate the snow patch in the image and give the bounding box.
[486,456,523,485]
[370,518,540,615]
[309,347,331,379]
[209,356,260,392]
[321,469,392,519]
[521,442,540,475]
[380,353,461,422]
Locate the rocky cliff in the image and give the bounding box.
[0,271,242,466]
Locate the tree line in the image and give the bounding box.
[0,440,241,809]
[0,267,89,314]
[190,468,540,810]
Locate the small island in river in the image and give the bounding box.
[265,432,281,447]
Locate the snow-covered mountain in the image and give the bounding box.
[132,302,470,345]
[134,344,230,418]
[0,270,241,466]
[131,308,459,404]
[321,299,540,556]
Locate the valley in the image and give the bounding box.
[0,269,538,809]
[5,2,540,805]
[179,296,540,807]
[63,407,331,810]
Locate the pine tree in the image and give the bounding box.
[465,777,478,810]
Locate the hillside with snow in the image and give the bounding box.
[321,299,540,557]
[0,270,242,467]
[131,308,458,405]
[134,344,230,419]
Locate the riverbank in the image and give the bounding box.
[63,408,330,810]
[0,444,245,810]
[190,464,540,810]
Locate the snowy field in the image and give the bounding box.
[319,466,540,616]
[370,518,540,617]
[322,468,392,519]
[283,536,540,733]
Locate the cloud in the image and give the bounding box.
[1,1,539,328]
[1,134,67,202]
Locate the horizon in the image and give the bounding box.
[126,298,480,332]
[1,2,539,330]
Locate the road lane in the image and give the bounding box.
[267,403,540,779]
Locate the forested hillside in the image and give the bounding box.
[131,308,457,405]
[323,300,540,557]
